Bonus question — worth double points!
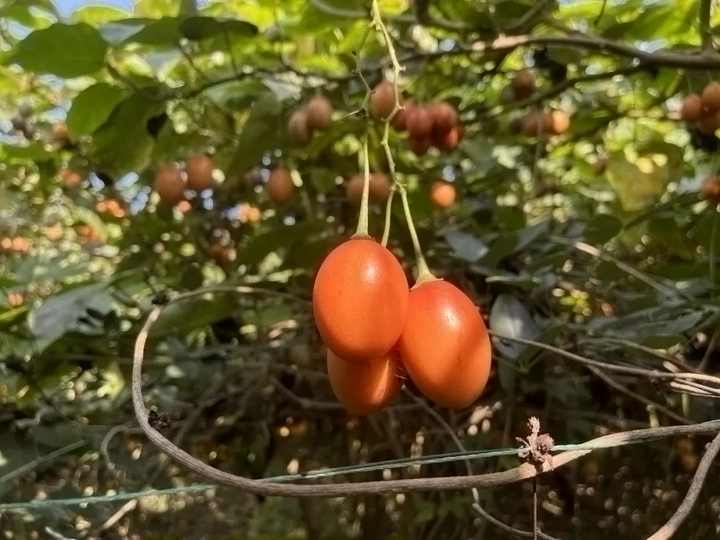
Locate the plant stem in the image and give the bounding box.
[380,187,395,246]
[354,134,371,237]
[399,185,434,283]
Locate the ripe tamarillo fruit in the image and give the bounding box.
[313,236,409,363]
[369,80,396,120]
[306,95,333,131]
[154,163,186,205]
[406,105,434,138]
[398,279,492,409]
[681,94,703,122]
[185,152,215,192]
[326,348,402,415]
[288,109,312,146]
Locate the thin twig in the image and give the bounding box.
[646,432,720,540]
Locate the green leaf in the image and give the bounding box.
[225,93,282,180]
[0,141,53,161]
[90,91,167,177]
[584,213,622,244]
[66,83,129,138]
[490,294,541,393]
[444,229,489,262]
[149,290,238,338]
[179,16,258,41]
[27,282,113,352]
[6,23,108,78]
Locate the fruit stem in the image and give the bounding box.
[380,187,395,247]
[353,134,371,237]
[370,0,404,173]
[398,184,435,283]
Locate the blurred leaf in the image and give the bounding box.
[90,92,167,177]
[27,282,112,352]
[444,229,489,263]
[180,16,258,41]
[225,93,282,180]
[584,213,622,244]
[489,294,541,393]
[605,144,683,211]
[150,290,238,338]
[66,83,129,138]
[0,141,53,161]
[5,23,108,78]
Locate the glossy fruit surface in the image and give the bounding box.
[306,95,333,131]
[185,153,215,192]
[391,100,413,131]
[430,180,456,208]
[266,167,295,204]
[326,348,402,415]
[154,163,186,205]
[313,237,409,363]
[369,80,396,120]
[398,279,492,409]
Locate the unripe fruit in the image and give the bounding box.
[346,172,392,203]
[154,163,186,205]
[547,110,570,135]
[288,109,312,146]
[305,95,333,131]
[680,94,703,122]
[398,279,492,410]
[429,101,458,134]
[185,152,215,192]
[406,105,434,138]
[511,68,535,100]
[408,135,432,156]
[701,81,720,112]
[326,348,402,415]
[369,80,396,121]
[430,180,457,209]
[312,237,409,363]
[266,167,295,204]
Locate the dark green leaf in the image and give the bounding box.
[66,83,129,138]
[150,290,238,338]
[6,23,108,78]
[444,229,489,262]
[584,213,622,244]
[27,282,113,352]
[91,91,168,177]
[180,16,258,41]
[225,93,282,180]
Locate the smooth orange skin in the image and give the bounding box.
[326,348,402,415]
[398,279,492,410]
[313,237,409,364]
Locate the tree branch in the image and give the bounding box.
[460,34,720,70]
[131,289,720,499]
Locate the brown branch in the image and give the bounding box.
[646,431,720,540]
[132,291,720,499]
[462,34,720,70]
